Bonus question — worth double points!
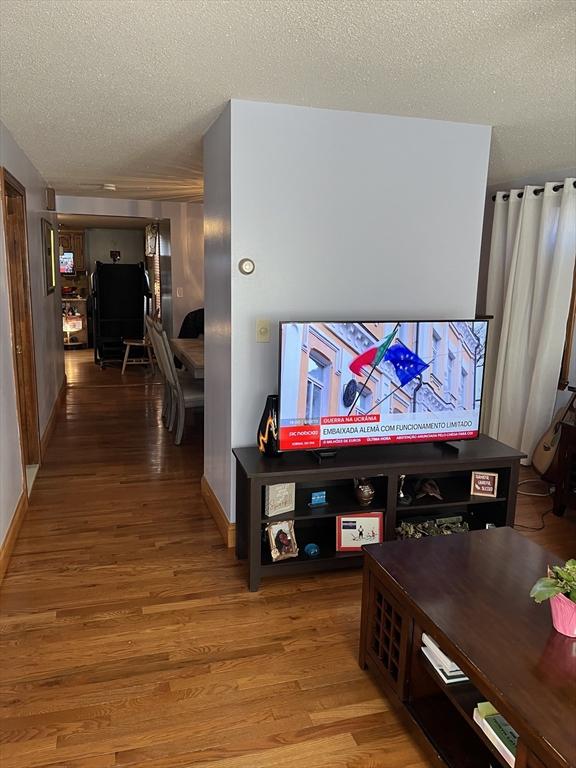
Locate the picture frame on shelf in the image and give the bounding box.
[336,512,383,552]
[266,520,299,561]
[470,471,498,498]
[42,218,56,295]
[264,482,295,517]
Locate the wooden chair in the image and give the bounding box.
[145,316,172,429]
[157,329,204,445]
[121,336,154,375]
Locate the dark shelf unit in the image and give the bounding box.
[234,435,524,591]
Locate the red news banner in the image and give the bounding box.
[280,414,477,450]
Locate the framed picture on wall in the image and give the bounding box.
[42,218,56,294]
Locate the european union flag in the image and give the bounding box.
[384,341,429,386]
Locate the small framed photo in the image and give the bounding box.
[264,482,295,517]
[336,512,383,552]
[266,520,299,561]
[42,218,56,294]
[470,471,498,498]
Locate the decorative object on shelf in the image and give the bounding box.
[342,379,358,407]
[530,559,576,637]
[309,490,327,507]
[266,520,299,561]
[336,512,383,551]
[257,395,279,456]
[41,218,56,295]
[110,250,121,263]
[264,483,295,517]
[354,477,375,507]
[471,470,499,497]
[398,474,413,506]
[303,542,320,558]
[415,478,443,501]
[395,517,469,539]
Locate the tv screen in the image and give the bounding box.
[59,251,75,274]
[278,320,488,452]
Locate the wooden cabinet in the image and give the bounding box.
[359,530,574,768]
[234,436,524,591]
[553,415,576,517]
[58,230,85,271]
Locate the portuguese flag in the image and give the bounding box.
[349,327,398,376]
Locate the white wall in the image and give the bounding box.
[85,228,145,274]
[204,99,491,522]
[56,196,204,335]
[184,202,204,318]
[0,121,64,545]
[203,105,232,518]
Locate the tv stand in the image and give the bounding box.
[311,448,339,463]
[233,435,525,591]
[433,441,460,454]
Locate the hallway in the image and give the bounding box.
[0,354,574,768]
[0,354,429,768]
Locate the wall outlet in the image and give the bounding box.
[256,319,271,343]
[176,287,183,298]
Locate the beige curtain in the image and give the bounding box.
[485,179,576,462]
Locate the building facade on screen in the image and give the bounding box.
[278,321,487,450]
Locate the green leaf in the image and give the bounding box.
[530,577,563,603]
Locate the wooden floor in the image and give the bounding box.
[1,350,574,768]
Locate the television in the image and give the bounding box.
[59,251,75,275]
[278,320,488,452]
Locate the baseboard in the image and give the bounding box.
[0,490,28,584]
[201,475,236,548]
[40,375,66,460]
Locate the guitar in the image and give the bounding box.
[532,388,576,482]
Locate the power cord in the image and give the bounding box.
[513,508,551,532]
[517,478,554,497]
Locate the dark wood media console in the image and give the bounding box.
[234,435,524,591]
[359,528,575,768]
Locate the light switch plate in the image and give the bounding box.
[256,319,270,343]
[176,287,184,298]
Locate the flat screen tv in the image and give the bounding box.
[278,320,488,452]
[59,251,75,275]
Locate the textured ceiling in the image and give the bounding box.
[1,0,575,201]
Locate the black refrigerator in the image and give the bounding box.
[92,262,151,367]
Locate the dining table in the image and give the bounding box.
[170,338,204,379]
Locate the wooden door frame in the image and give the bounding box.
[1,167,41,468]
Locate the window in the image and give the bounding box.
[446,351,455,396]
[305,353,329,421]
[459,367,468,408]
[357,387,373,415]
[432,331,441,377]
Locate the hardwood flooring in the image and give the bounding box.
[1,350,574,768]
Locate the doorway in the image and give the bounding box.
[1,169,41,470]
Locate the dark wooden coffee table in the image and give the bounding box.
[359,527,575,768]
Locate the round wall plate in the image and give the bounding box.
[238,258,255,275]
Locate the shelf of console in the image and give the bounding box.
[233,434,525,591]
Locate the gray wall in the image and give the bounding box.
[85,228,145,274]
[203,104,232,521]
[0,120,64,546]
[204,99,492,522]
